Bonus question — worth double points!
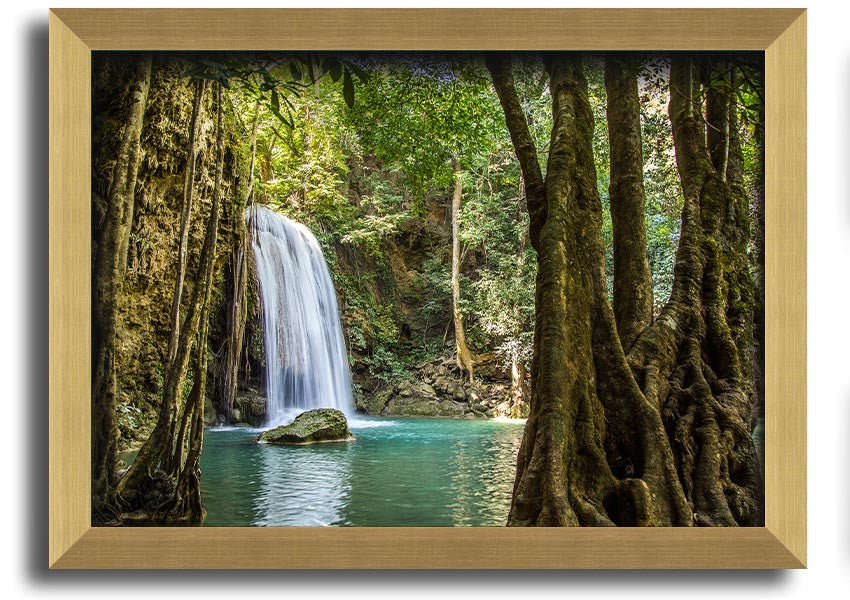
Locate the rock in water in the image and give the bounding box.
[257,408,353,445]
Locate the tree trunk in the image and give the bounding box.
[604,55,654,351]
[706,63,731,181]
[115,81,225,520]
[489,52,761,527]
[508,56,688,526]
[485,54,547,252]
[159,79,224,517]
[451,157,474,382]
[510,357,529,416]
[165,82,225,522]
[161,78,207,447]
[627,56,762,526]
[217,98,259,422]
[498,56,614,526]
[91,54,152,518]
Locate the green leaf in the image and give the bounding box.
[343,69,355,108]
[290,62,302,82]
[268,101,292,129]
[344,61,372,83]
[281,92,297,114]
[327,58,343,83]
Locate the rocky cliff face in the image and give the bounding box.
[334,184,529,420]
[355,354,529,419]
[93,56,248,449]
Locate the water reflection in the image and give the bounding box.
[200,417,525,527]
[254,440,354,526]
[448,425,519,526]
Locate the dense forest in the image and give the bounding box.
[91,50,764,527]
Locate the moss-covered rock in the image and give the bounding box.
[232,390,266,427]
[382,397,468,417]
[354,353,529,419]
[355,386,394,415]
[257,408,353,444]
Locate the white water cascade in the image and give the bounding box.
[246,205,353,426]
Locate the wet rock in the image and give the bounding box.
[257,408,353,444]
[232,390,267,427]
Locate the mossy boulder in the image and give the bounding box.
[257,408,353,445]
[233,391,267,427]
[355,386,394,415]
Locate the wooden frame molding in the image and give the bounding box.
[49,8,807,569]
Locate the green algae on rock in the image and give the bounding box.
[257,409,353,445]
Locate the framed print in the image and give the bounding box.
[49,8,806,569]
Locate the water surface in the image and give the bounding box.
[200,417,524,527]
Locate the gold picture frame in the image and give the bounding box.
[49,8,807,569]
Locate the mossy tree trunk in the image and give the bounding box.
[486,53,548,428]
[161,78,207,453]
[218,99,259,422]
[627,55,761,525]
[115,81,225,522]
[158,82,227,523]
[91,54,152,518]
[604,55,654,350]
[451,156,475,382]
[488,53,762,527]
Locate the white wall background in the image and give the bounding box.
[2,1,844,596]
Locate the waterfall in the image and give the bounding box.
[246,205,353,425]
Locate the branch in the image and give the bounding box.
[485,53,547,250]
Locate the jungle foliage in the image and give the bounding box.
[91,50,764,527]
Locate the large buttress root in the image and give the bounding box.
[490,52,762,527]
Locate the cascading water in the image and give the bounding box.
[246,205,353,425]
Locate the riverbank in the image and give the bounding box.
[354,353,530,419]
[218,353,529,427]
